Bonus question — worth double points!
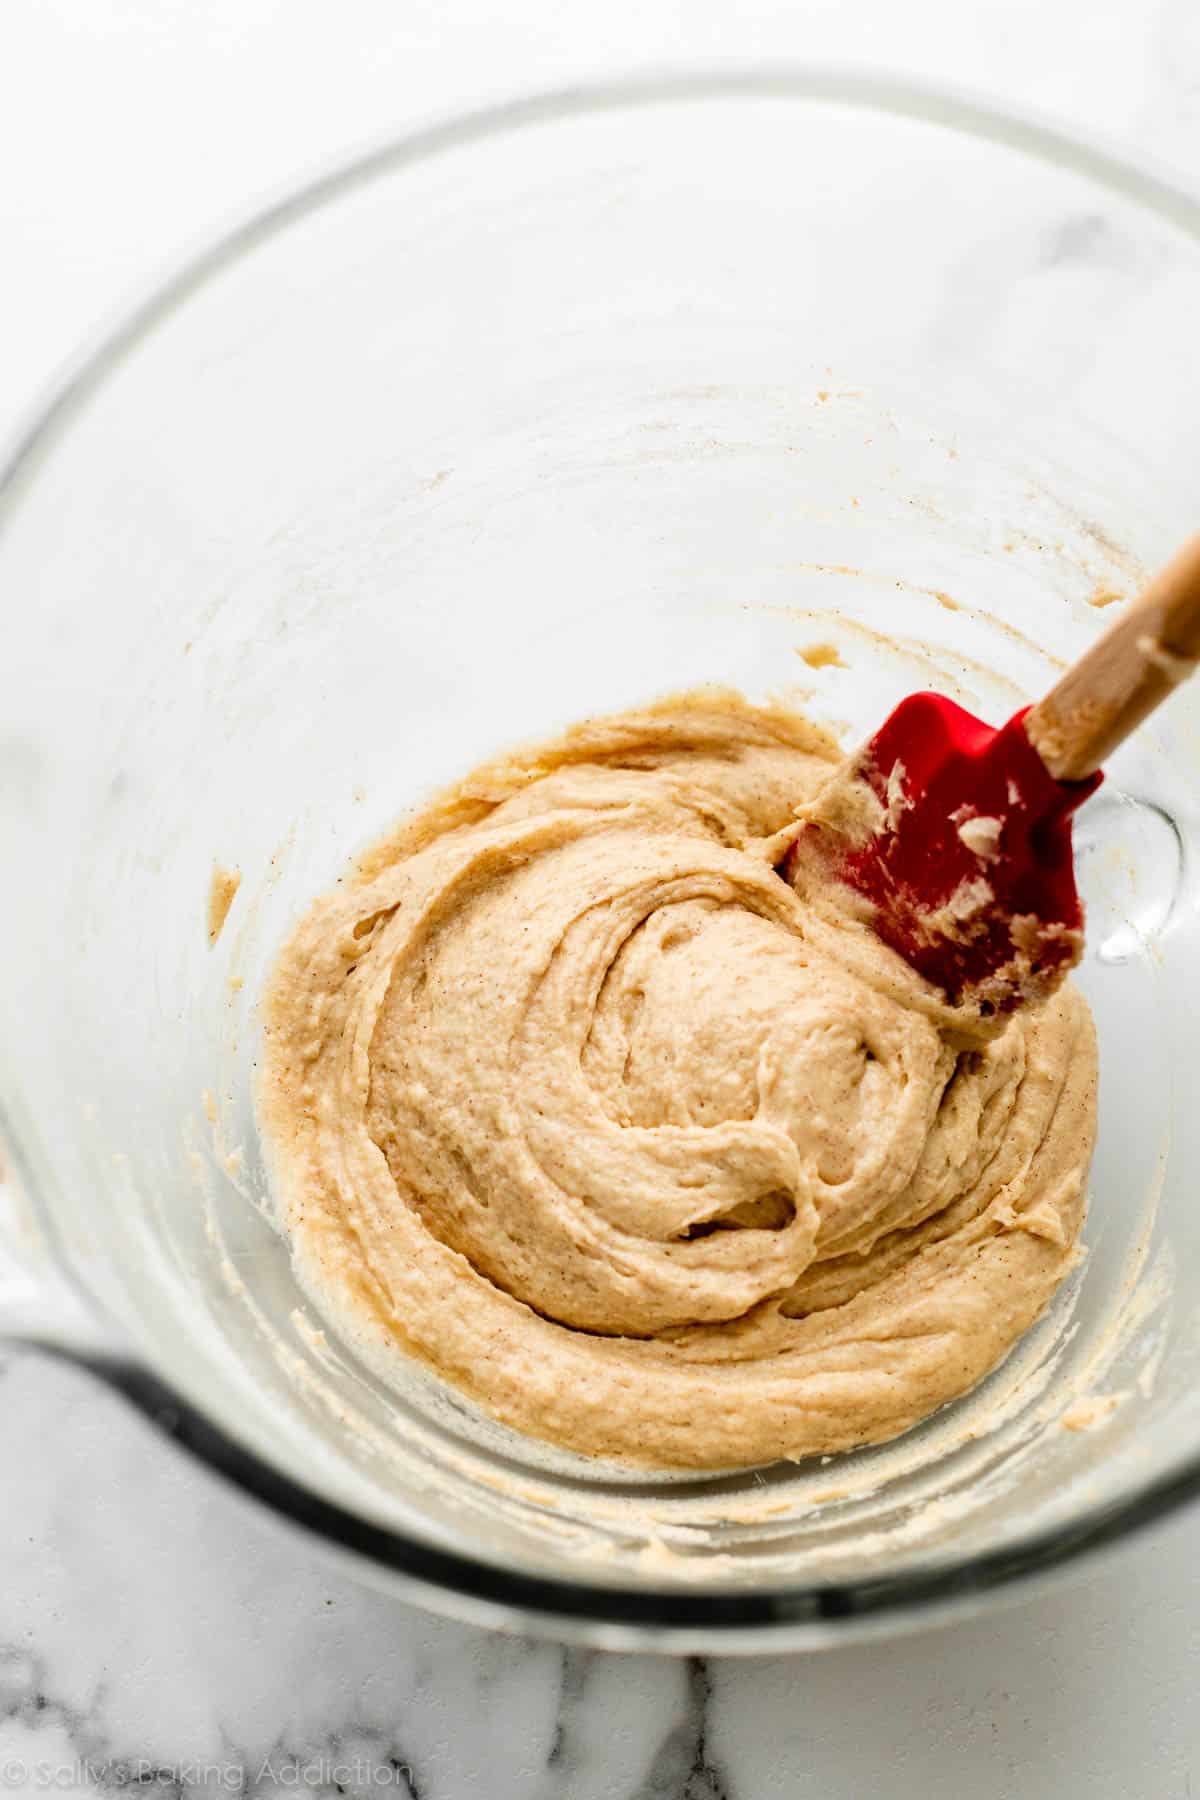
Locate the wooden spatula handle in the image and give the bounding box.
[1025,534,1200,781]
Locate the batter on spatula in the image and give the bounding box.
[258,691,1095,1471]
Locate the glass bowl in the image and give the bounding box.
[4,70,1200,1652]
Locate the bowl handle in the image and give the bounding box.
[0,1161,129,1364]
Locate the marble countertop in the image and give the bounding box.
[4,1,1200,1795]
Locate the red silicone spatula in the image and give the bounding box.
[784,535,1200,1014]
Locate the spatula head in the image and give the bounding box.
[785,693,1102,1013]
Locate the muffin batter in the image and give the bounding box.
[259,692,1096,1470]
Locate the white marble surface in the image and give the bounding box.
[4,1,1200,1795]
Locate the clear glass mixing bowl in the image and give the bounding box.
[4,71,1200,1652]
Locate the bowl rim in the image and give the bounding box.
[4,64,1200,1649]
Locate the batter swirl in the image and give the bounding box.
[259,692,1096,1469]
